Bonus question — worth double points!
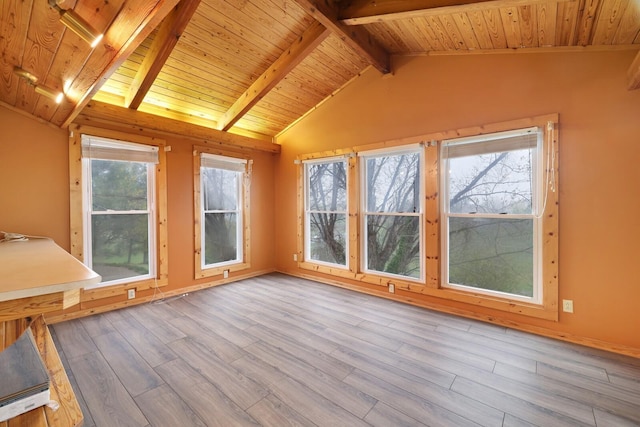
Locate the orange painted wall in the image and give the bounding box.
[275,50,640,350]
[0,105,276,310]
[0,111,70,247]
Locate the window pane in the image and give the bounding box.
[308,212,346,265]
[367,214,420,278]
[91,214,149,282]
[204,212,238,264]
[92,160,148,211]
[366,153,420,213]
[448,217,533,297]
[202,168,239,211]
[307,162,346,211]
[448,148,533,214]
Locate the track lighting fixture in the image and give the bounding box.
[48,0,103,48]
[13,67,65,104]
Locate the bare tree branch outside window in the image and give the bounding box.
[306,161,347,265]
[446,140,537,297]
[364,151,422,279]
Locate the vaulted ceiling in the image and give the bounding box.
[2,0,639,146]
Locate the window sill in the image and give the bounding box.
[196,262,250,279]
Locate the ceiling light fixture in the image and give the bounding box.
[13,67,65,104]
[48,0,104,48]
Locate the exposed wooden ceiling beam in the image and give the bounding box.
[339,0,575,25]
[628,50,640,90]
[217,21,331,132]
[76,101,281,153]
[126,0,201,110]
[61,0,180,128]
[293,0,390,74]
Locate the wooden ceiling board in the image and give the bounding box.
[612,0,640,44]
[19,38,55,118]
[464,10,498,49]
[413,17,449,50]
[438,13,472,49]
[1,0,34,107]
[183,15,276,78]
[154,58,240,105]
[575,0,604,46]
[482,8,509,48]
[251,88,316,120]
[191,0,300,64]
[537,2,558,46]
[160,43,252,91]
[451,12,483,49]
[151,70,235,112]
[500,6,525,48]
[26,0,64,54]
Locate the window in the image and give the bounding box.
[296,115,558,319]
[81,136,158,287]
[194,151,250,278]
[303,158,348,267]
[361,147,423,280]
[441,128,542,301]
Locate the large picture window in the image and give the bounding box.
[361,147,423,280]
[304,158,348,267]
[441,128,542,301]
[81,136,158,287]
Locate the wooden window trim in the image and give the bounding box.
[296,114,559,321]
[69,124,169,300]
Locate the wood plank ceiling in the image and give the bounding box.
[1,0,639,144]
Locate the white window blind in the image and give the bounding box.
[82,135,159,164]
[201,153,247,172]
[442,127,539,158]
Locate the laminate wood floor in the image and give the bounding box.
[51,273,640,427]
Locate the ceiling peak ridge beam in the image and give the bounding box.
[628,50,640,90]
[339,0,576,25]
[293,0,391,74]
[217,21,331,132]
[126,0,202,110]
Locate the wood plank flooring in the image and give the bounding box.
[50,273,640,427]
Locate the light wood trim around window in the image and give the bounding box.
[68,124,169,304]
[193,146,251,279]
[295,114,559,321]
[424,142,440,289]
[347,155,360,274]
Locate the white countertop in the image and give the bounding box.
[0,239,101,302]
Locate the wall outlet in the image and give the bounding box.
[562,299,574,313]
[223,270,229,279]
[127,289,135,300]
[293,253,298,262]
[388,283,395,293]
